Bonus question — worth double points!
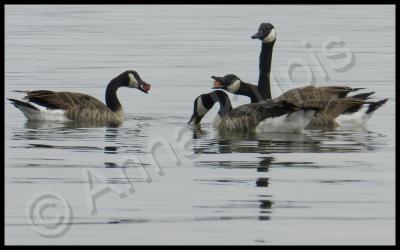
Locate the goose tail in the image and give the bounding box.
[8,98,39,111]
[351,91,375,100]
[8,98,41,120]
[351,87,365,92]
[334,98,388,128]
[366,98,388,114]
[12,90,30,93]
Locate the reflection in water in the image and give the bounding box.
[190,124,388,225]
[6,118,391,233]
[104,146,119,154]
[257,158,273,172]
[20,143,103,152]
[101,119,151,169]
[9,118,150,167]
[196,157,274,171]
[190,125,320,154]
[307,129,388,152]
[190,126,387,154]
[256,178,269,187]
[194,153,275,221]
[24,119,122,129]
[12,120,121,143]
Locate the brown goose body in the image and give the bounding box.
[272,85,368,129]
[23,90,123,122]
[8,70,151,124]
[212,74,371,129]
[189,90,317,133]
[214,99,311,131]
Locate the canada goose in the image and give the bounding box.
[211,23,388,129]
[188,90,318,132]
[8,70,151,123]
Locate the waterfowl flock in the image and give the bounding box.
[9,23,387,133]
[189,23,387,132]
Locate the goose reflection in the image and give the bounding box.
[102,119,149,167]
[191,126,319,154]
[24,119,121,130]
[258,199,273,220]
[11,118,149,159]
[195,156,274,221]
[306,129,387,152]
[196,156,274,171]
[104,125,120,154]
[12,120,115,145]
[190,125,386,154]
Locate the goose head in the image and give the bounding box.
[115,70,152,93]
[211,74,242,94]
[251,23,276,43]
[188,90,232,125]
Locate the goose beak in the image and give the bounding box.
[139,81,151,93]
[211,76,224,89]
[251,30,263,39]
[188,113,203,126]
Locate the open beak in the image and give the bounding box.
[211,76,224,89]
[251,30,263,39]
[139,81,151,94]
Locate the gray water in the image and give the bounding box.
[4,5,395,245]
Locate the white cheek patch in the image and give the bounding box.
[227,80,241,93]
[263,28,276,43]
[128,73,139,88]
[196,98,209,117]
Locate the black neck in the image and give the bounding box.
[105,79,126,112]
[189,90,233,125]
[204,90,233,117]
[214,91,233,117]
[236,81,266,103]
[258,41,274,100]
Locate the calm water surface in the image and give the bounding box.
[5,5,395,245]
